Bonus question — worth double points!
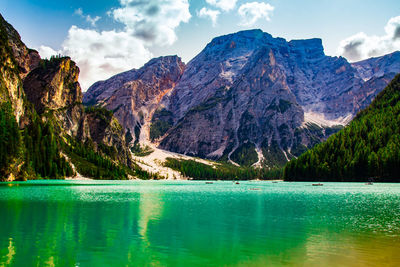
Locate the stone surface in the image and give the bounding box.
[0,13,40,123]
[84,56,185,144]
[84,29,400,167]
[23,57,82,114]
[0,13,132,171]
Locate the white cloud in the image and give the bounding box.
[205,0,237,12]
[38,0,191,90]
[62,26,152,90]
[338,16,400,62]
[74,8,101,27]
[111,0,191,46]
[197,7,220,27]
[238,2,274,27]
[38,27,153,90]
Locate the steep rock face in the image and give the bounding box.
[160,30,400,166]
[23,57,82,114]
[161,44,304,164]
[352,51,400,81]
[0,12,134,180]
[83,56,185,143]
[85,29,400,167]
[22,57,131,165]
[284,73,400,181]
[0,14,40,78]
[0,14,40,123]
[80,108,130,165]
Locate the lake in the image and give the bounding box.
[1,180,400,266]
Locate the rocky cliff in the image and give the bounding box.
[0,13,133,180]
[22,56,131,166]
[84,29,400,167]
[0,14,40,124]
[24,57,82,114]
[83,56,185,144]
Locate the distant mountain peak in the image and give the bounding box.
[289,38,325,58]
[144,55,184,67]
[84,30,400,168]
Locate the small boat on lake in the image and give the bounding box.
[235,182,240,184]
[249,188,261,191]
[205,182,213,184]
[365,182,373,185]
[312,183,323,186]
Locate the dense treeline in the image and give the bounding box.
[0,102,22,178]
[164,157,282,180]
[38,54,67,71]
[62,137,129,180]
[0,102,155,180]
[62,136,159,180]
[0,103,74,180]
[24,116,74,178]
[284,74,400,182]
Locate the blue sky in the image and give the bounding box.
[1,0,400,90]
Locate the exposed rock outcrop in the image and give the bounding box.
[24,57,82,113]
[0,13,133,180]
[84,56,185,143]
[0,13,40,123]
[22,56,131,165]
[84,29,400,167]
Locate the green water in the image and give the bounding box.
[1,181,400,266]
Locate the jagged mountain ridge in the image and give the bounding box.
[83,56,185,145]
[283,73,400,181]
[84,29,400,167]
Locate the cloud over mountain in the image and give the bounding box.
[38,0,191,90]
[111,0,191,46]
[198,7,220,27]
[205,0,237,12]
[338,16,400,62]
[238,2,274,27]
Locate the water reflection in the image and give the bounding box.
[0,181,399,266]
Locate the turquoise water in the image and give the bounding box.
[1,180,400,266]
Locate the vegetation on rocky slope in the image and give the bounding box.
[0,14,155,181]
[283,74,400,182]
[164,157,282,180]
[0,102,22,178]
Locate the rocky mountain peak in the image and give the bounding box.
[84,29,400,168]
[83,55,184,105]
[23,57,82,114]
[288,38,325,59]
[207,29,272,47]
[0,14,40,79]
[352,51,400,81]
[83,55,186,144]
[201,29,274,59]
[133,55,185,86]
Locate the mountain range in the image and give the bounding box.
[1,11,400,181]
[84,29,400,168]
[284,73,400,181]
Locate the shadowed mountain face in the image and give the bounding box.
[84,29,400,167]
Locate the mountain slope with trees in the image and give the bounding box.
[283,74,400,182]
[85,29,400,168]
[0,13,148,181]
